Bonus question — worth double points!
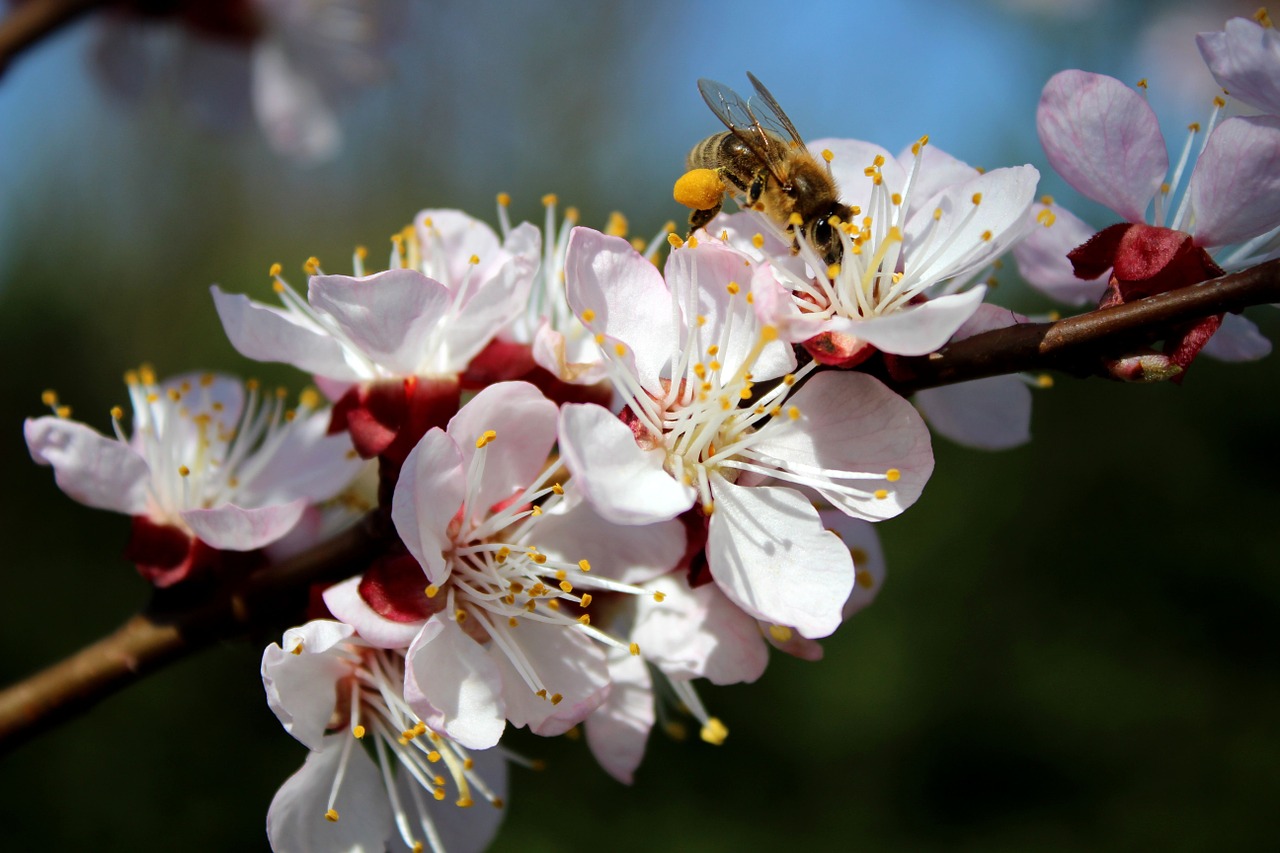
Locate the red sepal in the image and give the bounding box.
[357,552,446,623]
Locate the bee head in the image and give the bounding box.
[805,202,853,265]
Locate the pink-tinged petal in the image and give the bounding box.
[666,241,795,382]
[446,382,557,515]
[633,574,769,685]
[440,238,540,373]
[903,165,1039,284]
[915,376,1032,450]
[322,577,426,649]
[811,138,906,213]
[181,499,307,551]
[535,489,685,585]
[584,649,653,784]
[1197,18,1280,115]
[390,747,508,850]
[565,227,679,390]
[251,42,341,165]
[747,371,934,520]
[558,403,696,524]
[405,615,506,750]
[261,621,355,750]
[308,270,452,377]
[415,210,503,289]
[211,286,361,381]
[392,429,466,586]
[1188,116,1280,248]
[1012,201,1109,305]
[1037,70,1167,223]
[706,475,853,638]
[820,512,887,619]
[750,264,827,342]
[267,735,392,853]
[896,143,980,217]
[1201,313,1273,362]
[531,321,609,385]
[235,410,363,507]
[762,621,824,661]
[839,288,987,356]
[491,620,610,735]
[24,417,149,514]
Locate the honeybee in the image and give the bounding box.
[687,73,851,264]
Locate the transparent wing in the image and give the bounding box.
[697,76,800,186]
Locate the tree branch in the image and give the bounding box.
[1,257,1277,754]
[0,0,104,76]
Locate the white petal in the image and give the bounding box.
[840,288,987,356]
[491,619,610,736]
[389,746,508,851]
[564,227,679,391]
[819,512,887,619]
[915,375,1032,451]
[322,577,425,650]
[446,381,557,515]
[404,616,506,750]
[633,574,769,685]
[415,210,503,289]
[534,488,686,585]
[308,271,453,377]
[706,475,853,639]
[558,403,695,524]
[267,735,392,853]
[903,165,1039,285]
[392,429,466,586]
[811,137,907,213]
[1037,70,1167,223]
[211,286,361,381]
[261,621,355,750]
[1011,202,1109,305]
[746,371,934,520]
[181,500,307,551]
[584,649,653,784]
[234,409,364,507]
[24,417,150,515]
[896,143,980,218]
[1197,18,1280,116]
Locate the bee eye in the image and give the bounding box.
[813,219,832,245]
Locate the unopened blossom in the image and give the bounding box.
[82,0,404,163]
[1197,10,1280,116]
[262,620,506,853]
[1036,69,1279,373]
[737,137,1038,365]
[558,228,933,639]
[326,381,685,749]
[25,368,362,585]
[212,210,540,460]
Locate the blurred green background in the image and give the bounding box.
[2,0,1277,850]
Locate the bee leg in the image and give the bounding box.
[687,200,723,239]
[747,172,767,207]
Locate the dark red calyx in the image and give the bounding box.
[803,331,875,368]
[357,552,445,623]
[329,375,461,465]
[123,515,264,588]
[464,338,614,408]
[677,506,712,588]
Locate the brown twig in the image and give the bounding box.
[0,258,1277,754]
[0,0,104,76]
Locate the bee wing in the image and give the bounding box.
[697,76,797,187]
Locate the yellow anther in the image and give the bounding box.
[760,325,779,343]
[687,236,699,249]
[826,263,841,280]
[566,207,580,223]
[413,842,425,853]
[578,559,591,572]
[475,429,498,449]
[52,405,71,418]
[1136,78,1148,90]
[1256,7,1273,27]
[1036,208,1056,227]
[739,387,753,400]
[497,192,511,207]
[1160,182,1171,194]
[352,724,366,738]
[653,591,666,603]
[886,468,901,482]
[980,229,993,241]
[469,254,480,265]
[787,405,800,420]
[559,580,573,593]
[788,212,804,227]
[577,614,590,626]
[673,168,726,210]
[426,750,441,762]
[457,796,475,808]
[856,569,875,589]
[891,192,902,205]
[41,389,58,406]
[606,211,629,237]
[700,718,728,746]
[1048,310,1062,321]
[751,233,765,249]
[109,406,124,420]
[580,593,592,608]
[551,483,564,495]
[971,192,983,205]
[455,609,468,622]
[433,788,446,801]
[304,256,321,274]
[324,809,339,822]
[667,233,685,249]
[463,757,474,770]
[177,465,191,477]
[629,642,640,656]
[614,342,627,357]
[531,506,543,516]
[546,599,560,610]
[268,262,283,277]
[1037,373,1055,389]
[769,624,793,642]
[1213,95,1226,108]
[290,642,304,655]
[874,489,889,500]
[535,688,548,700]
[726,281,740,295]
[580,308,597,325]
[542,193,558,207]
[702,500,715,515]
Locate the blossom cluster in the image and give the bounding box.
[19,11,1280,851]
